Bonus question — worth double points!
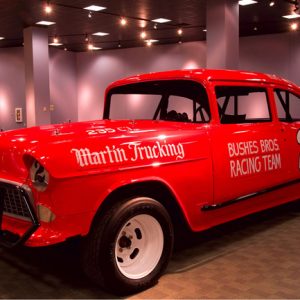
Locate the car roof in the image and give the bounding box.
[107,69,299,92]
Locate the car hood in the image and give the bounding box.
[0,120,208,179]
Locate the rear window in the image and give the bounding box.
[105,80,210,123]
[215,86,271,124]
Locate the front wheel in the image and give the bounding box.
[82,197,174,294]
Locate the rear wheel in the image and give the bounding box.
[82,197,174,295]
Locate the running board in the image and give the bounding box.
[201,178,300,211]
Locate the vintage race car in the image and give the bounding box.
[0,69,300,294]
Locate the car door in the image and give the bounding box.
[209,82,290,207]
[273,87,300,180]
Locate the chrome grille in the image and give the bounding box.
[0,185,31,220]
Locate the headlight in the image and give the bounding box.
[30,160,49,192]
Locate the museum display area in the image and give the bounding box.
[0,0,300,298]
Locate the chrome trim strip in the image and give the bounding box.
[202,178,300,211]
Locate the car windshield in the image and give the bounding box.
[104,80,210,123]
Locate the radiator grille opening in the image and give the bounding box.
[0,185,31,220]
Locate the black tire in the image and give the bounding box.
[81,197,174,295]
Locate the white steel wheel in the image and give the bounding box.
[115,214,164,280]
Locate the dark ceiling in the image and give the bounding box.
[0,0,299,52]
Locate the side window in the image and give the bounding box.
[274,89,300,121]
[216,86,271,124]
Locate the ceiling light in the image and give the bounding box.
[178,40,182,44]
[36,20,56,26]
[88,11,92,18]
[64,47,67,51]
[146,39,159,43]
[0,37,4,40]
[177,28,183,35]
[53,36,59,43]
[146,40,152,47]
[269,1,275,6]
[118,41,122,48]
[84,5,106,11]
[49,42,63,46]
[151,18,171,23]
[254,26,258,31]
[238,0,257,5]
[291,22,298,30]
[140,20,147,28]
[44,1,52,14]
[153,23,158,29]
[283,13,300,19]
[203,29,207,32]
[120,17,127,26]
[88,43,101,50]
[140,31,147,39]
[92,32,109,36]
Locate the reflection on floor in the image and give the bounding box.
[1,200,300,299]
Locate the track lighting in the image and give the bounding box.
[291,22,298,30]
[120,17,127,26]
[44,0,52,14]
[140,31,147,39]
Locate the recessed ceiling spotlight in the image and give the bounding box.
[92,32,110,36]
[203,29,207,32]
[140,31,147,39]
[178,40,182,44]
[0,37,5,40]
[53,36,59,43]
[254,26,258,31]
[153,23,158,29]
[84,5,106,11]
[269,1,275,6]
[88,11,92,18]
[146,40,152,47]
[120,17,127,26]
[151,18,171,23]
[291,22,298,30]
[49,42,63,46]
[44,1,52,14]
[238,0,257,6]
[36,20,56,26]
[118,41,122,48]
[283,13,300,19]
[64,47,67,51]
[177,28,183,35]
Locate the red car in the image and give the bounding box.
[0,69,300,293]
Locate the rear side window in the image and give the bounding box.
[215,86,271,124]
[105,80,210,123]
[274,89,300,122]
